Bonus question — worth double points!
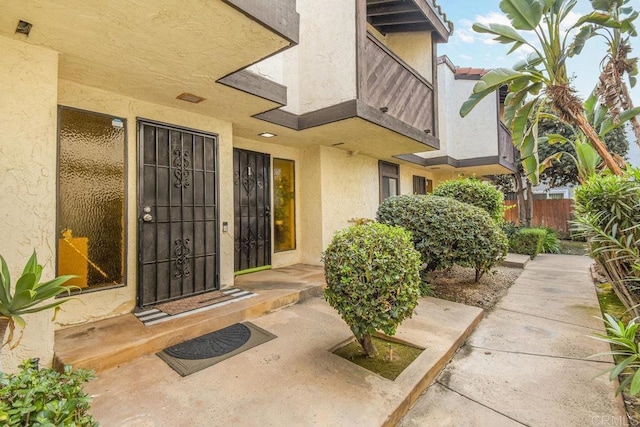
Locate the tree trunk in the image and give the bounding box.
[357,333,378,358]
[619,83,640,150]
[572,114,623,176]
[514,173,527,226]
[525,180,534,228]
[0,317,8,371]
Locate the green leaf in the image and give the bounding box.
[22,251,38,276]
[569,25,595,56]
[631,367,640,395]
[610,355,637,380]
[461,69,526,118]
[500,0,544,30]
[599,106,640,136]
[576,12,620,27]
[472,23,529,45]
[545,133,571,144]
[513,52,544,70]
[511,98,538,147]
[591,0,614,11]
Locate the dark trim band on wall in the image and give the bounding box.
[395,153,517,173]
[254,99,439,150]
[218,70,288,106]
[221,0,300,45]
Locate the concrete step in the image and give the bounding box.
[501,252,530,269]
[54,264,325,373]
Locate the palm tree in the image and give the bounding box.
[571,0,640,148]
[460,0,626,184]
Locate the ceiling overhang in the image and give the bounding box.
[365,0,453,42]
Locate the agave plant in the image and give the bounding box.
[460,0,628,184]
[0,252,77,350]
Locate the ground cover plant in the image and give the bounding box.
[0,360,97,426]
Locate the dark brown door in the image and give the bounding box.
[233,148,271,273]
[138,121,219,307]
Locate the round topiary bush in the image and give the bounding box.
[377,195,508,281]
[324,222,421,357]
[433,177,505,223]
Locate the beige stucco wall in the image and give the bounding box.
[0,36,59,372]
[232,137,303,268]
[386,32,434,83]
[299,146,324,265]
[54,80,235,327]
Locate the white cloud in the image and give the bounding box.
[458,54,473,61]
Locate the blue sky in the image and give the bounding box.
[438,0,640,164]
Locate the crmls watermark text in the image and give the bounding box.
[591,415,626,426]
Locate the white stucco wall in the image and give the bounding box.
[424,62,500,161]
[232,137,303,268]
[386,32,433,83]
[251,0,357,115]
[300,146,324,265]
[0,36,59,373]
[54,80,235,327]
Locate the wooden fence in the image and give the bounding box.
[504,199,574,237]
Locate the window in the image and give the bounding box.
[412,175,433,195]
[57,107,126,290]
[379,161,400,202]
[273,158,296,252]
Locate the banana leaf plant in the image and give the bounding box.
[570,0,640,148]
[540,93,640,182]
[459,0,625,185]
[0,252,77,351]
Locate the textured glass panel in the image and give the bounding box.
[58,108,125,289]
[273,159,296,252]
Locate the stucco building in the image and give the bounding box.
[0,0,515,371]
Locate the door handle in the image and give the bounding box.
[143,214,153,222]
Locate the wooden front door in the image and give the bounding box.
[138,120,219,307]
[233,149,271,273]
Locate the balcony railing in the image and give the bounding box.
[498,122,516,166]
[360,34,435,134]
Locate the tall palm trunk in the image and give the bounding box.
[548,85,623,176]
[619,83,640,149]
[597,46,640,149]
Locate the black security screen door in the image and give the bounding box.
[138,121,219,307]
[234,149,271,273]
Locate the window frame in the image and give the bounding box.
[56,106,128,294]
[379,161,400,202]
[273,157,297,253]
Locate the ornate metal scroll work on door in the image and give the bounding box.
[240,165,262,193]
[173,149,191,188]
[174,238,191,279]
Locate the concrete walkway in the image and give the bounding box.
[401,254,628,427]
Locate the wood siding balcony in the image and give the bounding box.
[498,122,516,167]
[360,34,436,136]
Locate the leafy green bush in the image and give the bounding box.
[509,228,546,258]
[324,223,421,357]
[540,227,561,254]
[501,221,523,239]
[573,168,640,315]
[433,177,505,223]
[376,195,508,282]
[0,360,97,426]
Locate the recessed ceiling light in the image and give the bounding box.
[259,132,277,138]
[176,93,206,103]
[15,20,32,36]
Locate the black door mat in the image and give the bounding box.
[157,322,277,377]
[134,288,256,326]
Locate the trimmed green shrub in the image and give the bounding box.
[0,360,97,426]
[324,223,421,357]
[433,178,505,223]
[509,228,546,258]
[376,195,508,282]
